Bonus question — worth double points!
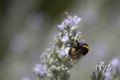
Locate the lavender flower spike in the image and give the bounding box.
[33,64,47,77]
[33,13,84,80]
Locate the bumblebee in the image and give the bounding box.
[69,40,89,60]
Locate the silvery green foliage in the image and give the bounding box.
[33,14,82,80]
[91,58,120,80]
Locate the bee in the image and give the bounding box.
[69,40,89,63]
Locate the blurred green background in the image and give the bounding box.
[0,0,120,80]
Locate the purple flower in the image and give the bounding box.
[64,15,81,25]
[72,15,81,25]
[61,33,68,43]
[58,47,70,57]
[33,64,47,77]
[110,58,119,68]
[104,71,111,80]
[59,48,66,56]
[58,22,64,30]
[64,18,73,25]
[58,15,81,31]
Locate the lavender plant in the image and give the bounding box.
[33,13,120,80]
[33,13,83,80]
[91,58,120,80]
